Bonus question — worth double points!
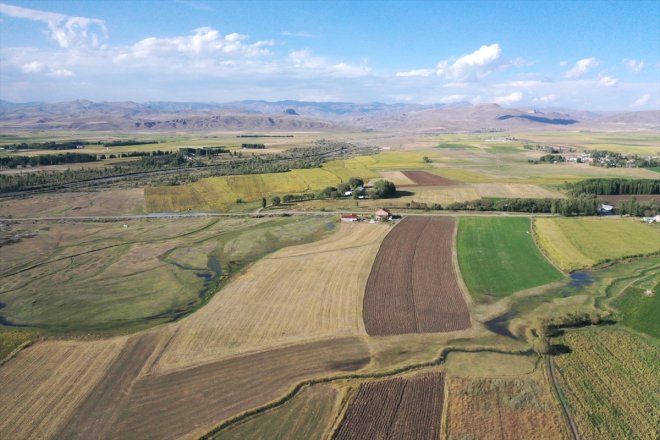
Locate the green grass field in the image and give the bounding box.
[457,217,564,299]
[612,276,659,338]
[212,385,338,440]
[535,218,660,271]
[0,216,334,334]
[648,167,660,173]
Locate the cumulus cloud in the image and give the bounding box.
[598,75,619,87]
[494,91,523,105]
[0,2,106,49]
[438,94,469,104]
[631,93,650,107]
[436,43,504,81]
[564,57,599,78]
[623,59,645,73]
[395,68,434,77]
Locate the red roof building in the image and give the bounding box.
[341,213,359,222]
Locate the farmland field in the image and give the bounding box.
[212,384,338,440]
[554,329,659,440]
[0,337,126,440]
[363,216,470,335]
[457,217,563,298]
[444,374,567,440]
[612,275,660,338]
[62,337,369,440]
[154,222,389,371]
[534,217,660,271]
[334,371,445,440]
[401,170,456,186]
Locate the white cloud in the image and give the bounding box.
[623,59,645,73]
[564,58,599,78]
[494,91,523,105]
[0,2,106,49]
[436,43,504,81]
[559,60,568,67]
[50,68,73,77]
[535,94,558,103]
[438,94,469,104]
[21,61,43,73]
[280,31,314,38]
[395,68,434,77]
[598,75,619,87]
[631,93,650,107]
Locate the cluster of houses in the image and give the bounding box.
[341,208,394,223]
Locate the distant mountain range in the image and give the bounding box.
[0,99,658,132]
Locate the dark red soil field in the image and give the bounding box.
[363,216,470,336]
[401,170,456,186]
[598,194,659,205]
[334,371,445,440]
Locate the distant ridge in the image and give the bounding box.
[0,100,657,132]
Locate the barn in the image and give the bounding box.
[341,214,359,223]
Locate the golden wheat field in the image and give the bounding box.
[534,217,660,271]
[0,338,127,439]
[152,222,390,373]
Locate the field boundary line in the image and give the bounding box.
[197,345,534,439]
[0,339,33,367]
[452,217,474,312]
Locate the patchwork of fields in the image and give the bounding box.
[154,222,389,371]
[457,217,564,298]
[534,217,660,271]
[363,216,470,335]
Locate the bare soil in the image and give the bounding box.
[334,371,445,440]
[363,216,471,335]
[401,170,457,186]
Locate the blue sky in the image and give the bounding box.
[1,0,658,110]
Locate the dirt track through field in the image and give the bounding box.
[334,371,445,440]
[401,170,456,186]
[105,337,369,440]
[363,216,470,335]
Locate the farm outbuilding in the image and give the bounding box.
[341,214,359,223]
[375,208,391,220]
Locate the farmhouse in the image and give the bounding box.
[375,208,391,221]
[341,214,359,223]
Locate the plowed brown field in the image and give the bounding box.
[401,170,457,186]
[334,371,445,440]
[363,216,470,335]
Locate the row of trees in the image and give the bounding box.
[565,178,660,196]
[0,152,97,168]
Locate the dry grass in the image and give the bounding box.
[444,373,567,440]
[0,338,126,440]
[153,223,390,373]
[473,183,564,199]
[0,188,144,217]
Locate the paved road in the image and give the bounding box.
[0,210,558,222]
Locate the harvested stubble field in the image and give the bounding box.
[61,337,369,440]
[334,371,445,440]
[457,217,563,298]
[554,329,659,440]
[0,337,127,440]
[363,216,471,336]
[534,217,660,271]
[154,222,389,372]
[444,374,567,440]
[401,170,457,186]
